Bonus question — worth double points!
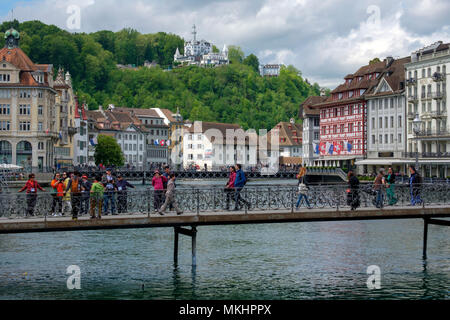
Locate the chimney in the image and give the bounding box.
[386,56,394,67]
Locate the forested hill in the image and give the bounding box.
[0,20,322,130]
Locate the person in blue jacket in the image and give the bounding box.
[116,174,135,213]
[233,164,250,211]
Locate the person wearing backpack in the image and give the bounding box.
[233,164,250,211]
[409,165,423,206]
[64,171,83,220]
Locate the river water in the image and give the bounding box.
[0,179,449,300]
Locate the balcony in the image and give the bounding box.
[415,129,450,137]
[432,91,445,99]
[68,126,78,135]
[407,94,418,102]
[407,111,416,120]
[403,152,450,158]
[421,92,432,100]
[432,72,445,82]
[406,78,417,86]
[430,109,447,118]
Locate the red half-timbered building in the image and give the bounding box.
[312,60,387,170]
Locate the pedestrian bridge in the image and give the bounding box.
[1,184,449,264]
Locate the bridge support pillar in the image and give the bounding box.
[423,218,428,260]
[173,226,198,267]
[422,217,450,260]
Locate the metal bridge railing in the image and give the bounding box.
[0,184,449,219]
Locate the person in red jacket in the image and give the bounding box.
[151,170,167,212]
[224,166,236,210]
[19,173,45,216]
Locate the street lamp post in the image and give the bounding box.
[412,113,423,171]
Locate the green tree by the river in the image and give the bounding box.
[0,20,322,130]
[94,135,124,167]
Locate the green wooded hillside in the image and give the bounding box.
[1,20,321,130]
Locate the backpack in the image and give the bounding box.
[71,178,81,193]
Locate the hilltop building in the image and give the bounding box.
[174,25,229,67]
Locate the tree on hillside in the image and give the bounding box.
[94,135,124,167]
[243,54,260,73]
[228,45,245,64]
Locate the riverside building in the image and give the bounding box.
[404,41,450,178]
[0,28,57,170]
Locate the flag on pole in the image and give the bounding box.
[344,141,352,152]
[319,142,327,155]
[59,131,63,139]
[89,137,97,146]
[154,139,159,146]
[45,128,49,134]
[334,142,342,155]
[328,142,334,155]
[313,143,319,155]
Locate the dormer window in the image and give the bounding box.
[0,74,10,82]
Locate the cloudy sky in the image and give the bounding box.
[1,0,450,88]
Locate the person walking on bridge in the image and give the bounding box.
[18,173,45,216]
[80,175,92,215]
[116,174,135,213]
[152,170,167,212]
[233,164,250,211]
[409,165,423,206]
[158,173,183,215]
[51,173,64,216]
[90,175,104,219]
[386,167,397,206]
[65,171,82,220]
[373,168,387,209]
[295,167,312,209]
[346,171,360,210]
[224,166,236,210]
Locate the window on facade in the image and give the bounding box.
[19,104,31,115]
[385,117,388,128]
[19,121,31,131]
[19,90,31,99]
[372,135,375,144]
[38,122,43,131]
[348,123,353,133]
[379,118,382,128]
[427,68,431,77]
[398,134,402,143]
[422,69,425,78]
[379,135,382,143]
[0,104,10,115]
[38,105,43,116]
[0,120,10,131]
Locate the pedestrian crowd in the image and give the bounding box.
[17,163,425,218]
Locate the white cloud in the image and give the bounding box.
[2,0,450,88]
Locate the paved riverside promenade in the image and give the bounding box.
[1,205,449,234]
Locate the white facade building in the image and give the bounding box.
[359,57,410,174]
[300,96,327,166]
[260,64,282,77]
[183,121,258,170]
[73,101,89,165]
[405,41,450,177]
